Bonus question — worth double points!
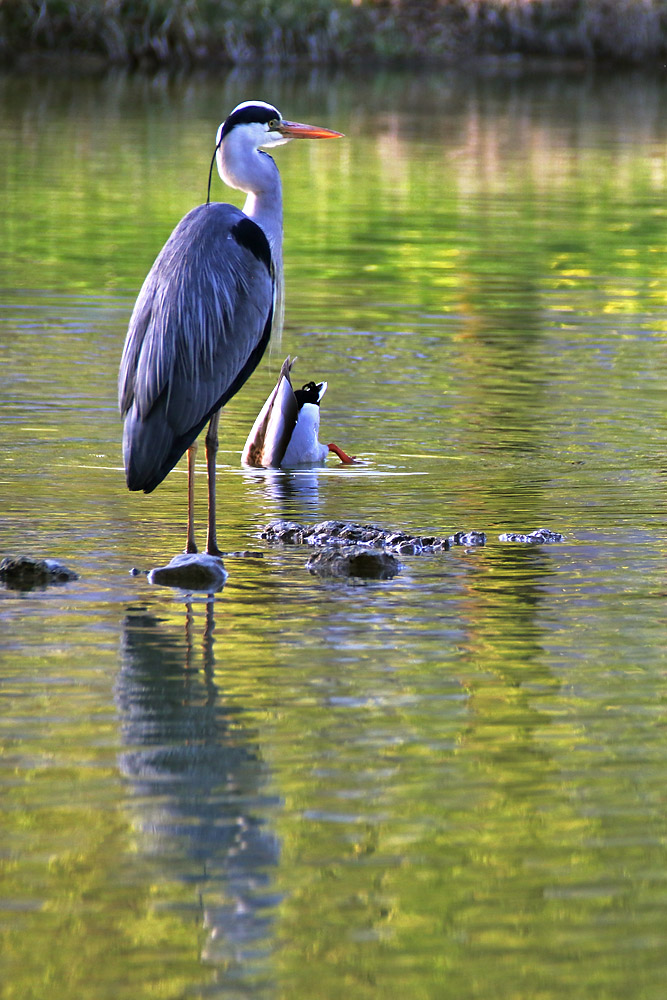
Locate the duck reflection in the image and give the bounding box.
[115,602,280,977]
[242,465,323,516]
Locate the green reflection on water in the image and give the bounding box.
[1,68,667,1000]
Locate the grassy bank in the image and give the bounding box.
[1,0,666,69]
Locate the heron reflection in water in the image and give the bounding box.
[116,601,280,973]
[119,101,343,555]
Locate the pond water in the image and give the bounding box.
[1,66,667,999]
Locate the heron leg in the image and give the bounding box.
[186,443,198,554]
[205,411,222,557]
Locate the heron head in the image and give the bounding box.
[217,101,343,151]
[210,101,342,203]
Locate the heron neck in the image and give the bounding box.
[219,144,283,260]
[244,181,284,339]
[218,142,285,336]
[243,158,285,339]
[243,187,283,264]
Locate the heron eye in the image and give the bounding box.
[268,118,281,130]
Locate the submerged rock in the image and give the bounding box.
[260,518,491,581]
[448,531,487,548]
[222,550,264,559]
[306,545,400,580]
[147,552,228,592]
[261,519,457,555]
[260,520,309,544]
[260,519,566,580]
[499,528,565,544]
[0,555,78,591]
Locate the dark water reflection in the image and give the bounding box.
[117,605,279,990]
[1,66,667,1000]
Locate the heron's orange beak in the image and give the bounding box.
[277,120,344,140]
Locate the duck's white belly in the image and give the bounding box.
[282,403,329,465]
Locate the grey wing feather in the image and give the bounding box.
[119,203,274,492]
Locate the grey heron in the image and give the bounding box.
[118,100,342,555]
[242,356,355,467]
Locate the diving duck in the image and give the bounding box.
[241,357,355,468]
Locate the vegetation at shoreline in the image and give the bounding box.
[1,0,666,69]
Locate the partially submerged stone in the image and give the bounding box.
[499,528,565,544]
[148,552,228,592]
[449,531,487,548]
[308,523,386,549]
[222,550,264,559]
[261,519,455,555]
[306,545,400,580]
[260,520,309,544]
[258,520,517,580]
[0,555,78,591]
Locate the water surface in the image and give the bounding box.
[1,67,667,1000]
